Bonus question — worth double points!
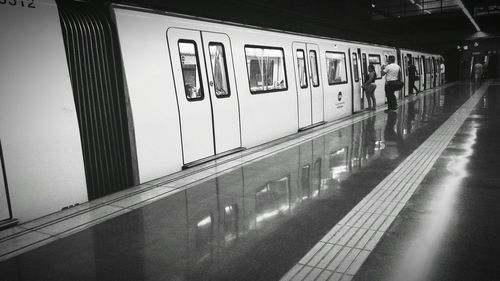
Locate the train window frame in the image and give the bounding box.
[309,50,320,87]
[368,54,382,80]
[352,52,360,82]
[244,44,288,95]
[296,49,308,89]
[325,51,348,85]
[208,42,231,99]
[178,40,205,102]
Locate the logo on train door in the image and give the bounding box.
[338,92,342,101]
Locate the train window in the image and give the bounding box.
[352,53,360,82]
[326,51,347,85]
[178,41,204,101]
[368,54,382,79]
[296,50,308,89]
[208,43,230,98]
[309,50,320,87]
[245,46,288,94]
[255,176,290,218]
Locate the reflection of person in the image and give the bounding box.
[408,61,420,95]
[382,55,401,111]
[362,65,377,110]
[383,111,404,159]
[406,100,416,134]
[474,61,483,82]
[362,115,376,157]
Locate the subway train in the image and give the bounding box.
[0,0,444,223]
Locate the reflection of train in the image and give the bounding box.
[144,94,445,280]
[0,0,445,223]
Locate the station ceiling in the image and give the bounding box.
[112,0,500,52]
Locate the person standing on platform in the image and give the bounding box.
[408,60,420,95]
[440,59,446,84]
[474,61,483,82]
[362,64,377,110]
[381,55,401,111]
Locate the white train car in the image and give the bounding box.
[0,1,443,224]
[400,49,444,95]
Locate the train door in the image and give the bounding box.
[396,49,405,99]
[360,51,369,108]
[167,28,241,165]
[420,56,426,90]
[424,57,431,90]
[431,57,435,87]
[349,49,362,112]
[404,53,410,97]
[433,57,439,87]
[0,141,12,223]
[201,32,242,155]
[308,44,324,125]
[293,42,324,129]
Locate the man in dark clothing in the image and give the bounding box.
[408,61,420,95]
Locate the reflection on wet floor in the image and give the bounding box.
[0,84,478,281]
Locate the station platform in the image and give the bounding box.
[1,80,499,281]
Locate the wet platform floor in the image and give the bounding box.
[0,81,498,281]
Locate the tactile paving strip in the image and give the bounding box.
[280,82,491,281]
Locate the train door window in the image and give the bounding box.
[178,41,204,101]
[352,53,360,82]
[368,54,382,79]
[362,54,368,81]
[416,57,422,75]
[404,55,409,76]
[208,43,230,98]
[244,46,288,94]
[296,49,308,88]
[309,50,320,87]
[326,51,347,85]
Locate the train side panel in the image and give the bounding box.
[228,30,298,148]
[0,0,87,221]
[113,9,184,182]
[318,42,352,122]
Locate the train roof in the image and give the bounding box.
[112,3,403,52]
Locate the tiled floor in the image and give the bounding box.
[1,81,497,281]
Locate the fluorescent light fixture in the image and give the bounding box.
[455,0,481,31]
[424,10,431,14]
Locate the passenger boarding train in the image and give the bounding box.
[0,0,444,223]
